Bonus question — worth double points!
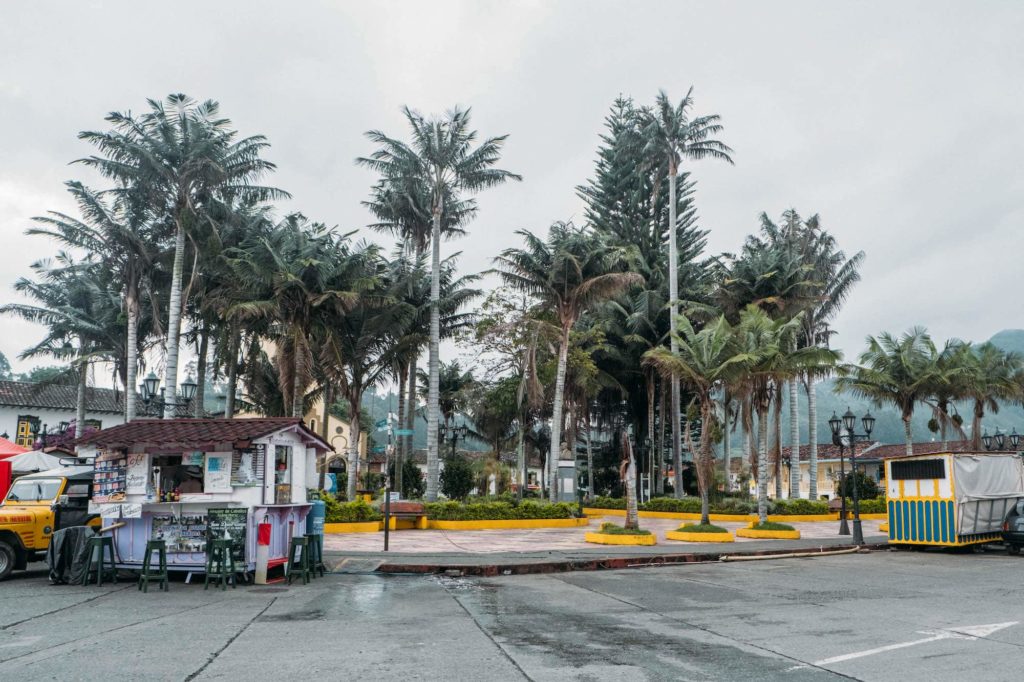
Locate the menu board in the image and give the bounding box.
[231,444,265,487]
[207,508,247,561]
[151,513,208,553]
[125,453,149,494]
[92,451,127,502]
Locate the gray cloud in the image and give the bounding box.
[1,0,1021,378]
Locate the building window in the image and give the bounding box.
[15,415,39,448]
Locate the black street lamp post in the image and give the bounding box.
[30,420,70,449]
[138,371,198,419]
[438,423,469,458]
[982,428,1022,451]
[828,408,875,545]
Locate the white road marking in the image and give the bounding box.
[812,621,1018,667]
[0,635,43,648]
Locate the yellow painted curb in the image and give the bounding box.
[859,513,887,520]
[427,517,590,531]
[324,521,382,534]
[878,522,889,533]
[735,525,801,540]
[665,530,734,543]
[584,531,657,546]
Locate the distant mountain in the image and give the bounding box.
[772,329,1024,449]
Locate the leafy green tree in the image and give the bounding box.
[838,470,879,500]
[962,342,1024,449]
[79,94,287,417]
[0,352,11,380]
[440,453,475,500]
[358,106,520,501]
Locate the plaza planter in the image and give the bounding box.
[735,523,801,540]
[426,517,590,531]
[324,521,382,534]
[665,530,734,543]
[878,522,889,533]
[584,531,656,546]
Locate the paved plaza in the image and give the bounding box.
[1,548,1022,680]
[323,513,886,554]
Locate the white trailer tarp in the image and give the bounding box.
[953,454,1024,535]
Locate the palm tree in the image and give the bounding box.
[494,222,642,502]
[78,94,288,417]
[644,315,756,523]
[26,181,161,421]
[358,106,519,501]
[419,361,476,431]
[836,328,939,456]
[929,340,970,450]
[962,342,1024,449]
[644,88,733,497]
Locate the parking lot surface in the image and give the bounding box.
[1,548,1021,680]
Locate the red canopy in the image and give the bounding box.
[0,437,30,459]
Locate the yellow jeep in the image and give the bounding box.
[0,464,97,580]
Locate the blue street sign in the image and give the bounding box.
[393,429,414,436]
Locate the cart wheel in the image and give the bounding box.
[1008,545,1021,555]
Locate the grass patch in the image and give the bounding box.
[598,522,652,536]
[677,523,729,534]
[751,521,796,531]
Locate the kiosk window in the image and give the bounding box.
[891,459,945,480]
[152,454,206,494]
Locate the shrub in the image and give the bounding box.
[423,500,576,521]
[837,471,880,500]
[852,498,886,514]
[324,498,382,523]
[590,496,626,510]
[598,522,652,536]
[643,498,703,513]
[770,499,830,515]
[440,454,475,500]
[751,521,795,531]
[677,523,729,534]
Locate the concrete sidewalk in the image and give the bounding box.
[323,514,888,575]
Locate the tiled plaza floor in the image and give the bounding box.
[323,513,884,554]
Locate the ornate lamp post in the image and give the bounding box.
[438,423,469,458]
[138,371,198,418]
[828,408,875,545]
[983,428,1021,451]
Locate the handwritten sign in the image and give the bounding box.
[97,502,142,519]
[125,454,149,494]
[207,508,247,561]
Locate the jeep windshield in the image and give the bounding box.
[4,478,62,504]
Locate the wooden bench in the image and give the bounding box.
[385,502,428,530]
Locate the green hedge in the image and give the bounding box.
[424,500,576,521]
[589,496,836,516]
[324,498,382,523]
[852,498,886,514]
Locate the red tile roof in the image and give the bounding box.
[76,418,331,452]
[778,439,984,462]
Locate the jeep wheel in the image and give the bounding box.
[1009,544,1021,556]
[0,540,15,580]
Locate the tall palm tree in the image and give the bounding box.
[929,340,970,450]
[644,88,733,497]
[963,342,1024,449]
[836,328,939,456]
[358,106,519,500]
[78,94,288,417]
[644,315,756,524]
[26,181,161,421]
[494,222,642,502]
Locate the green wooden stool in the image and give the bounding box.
[84,534,117,586]
[204,538,236,591]
[305,534,325,578]
[138,539,168,593]
[287,536,310,585]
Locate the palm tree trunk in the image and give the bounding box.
[657,380,667,495]
[789,380,800,498]
[291,347,305,419]
[548,325,571,503]
[585,410,594,500]
[395,363,407,497]
[939,400,949,451]
[757,401,769,524]
[125,292,139,422]
[807,374,819,500]
[225,326,239,419]
[162,221,186,419]
[425,209,442,501]
[699,402,713,526]
[667,169,683,499]
[971,401,983,450]
[743,395,755,484]
[75,347,87,442]
[646,373,655,503]
[624,435,639,530]
[319,383,331,490]
[406,352,417,483]
[193,324,209,418]
[346,392,361,500]
[904,413,914,456]
[722,392,731,491]
[773,389,783,499]
[517,414,526,501]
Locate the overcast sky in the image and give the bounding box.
[1,0,1021,384]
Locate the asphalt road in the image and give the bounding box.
[1,549,1022,681]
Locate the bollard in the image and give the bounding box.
[254,516,271,585]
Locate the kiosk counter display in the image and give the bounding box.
[76,418,332,572]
